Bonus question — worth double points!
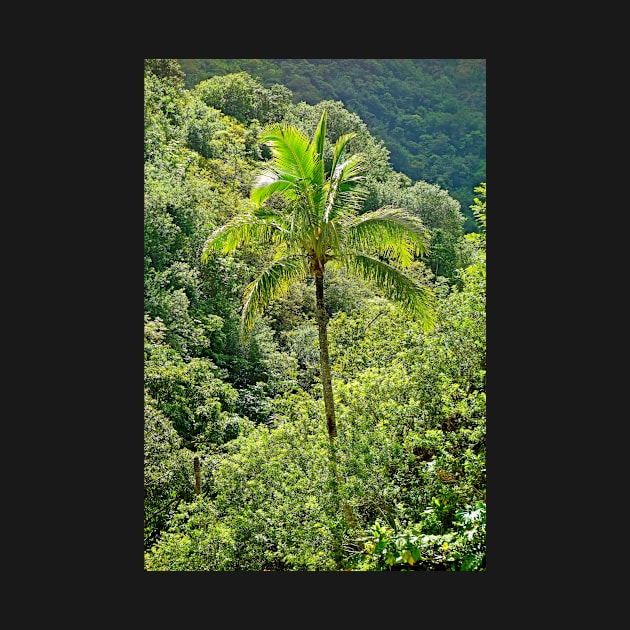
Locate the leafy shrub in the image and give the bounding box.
[353,501,485,571]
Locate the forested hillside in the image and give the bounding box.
[177,58,486,232]
[144,59,486,571]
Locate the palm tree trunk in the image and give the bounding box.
[314,271,337,441]
[315,270,360,568]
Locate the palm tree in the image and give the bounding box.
[202,110,436,441]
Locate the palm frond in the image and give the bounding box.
[345,254,436,331]
[324,154,367,222]
[256,122,326,229]
[259,123,319,184]
[312,110,328,168]
[241,255,308,339]
[250,178,295,205]
[201,207,290,261]
[329,132,357,178]
[345,207,431,266]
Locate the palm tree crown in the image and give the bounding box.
[202,110,436,341]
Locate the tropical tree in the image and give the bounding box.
[201,110,436,442]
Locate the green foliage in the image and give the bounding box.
[278,322,319,390]
[144,498,237,571]
[355,501,485,570]
[145,59,186,83]
[466,182,486,257]
[144,63,193,165]
[191,72,292,125]
[144,390,195,549]
[144,315,242,449]
[145,421,339,571]
[181,99,232,160]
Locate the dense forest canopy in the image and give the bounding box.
[177,58,486,232]
[144,59,486,571]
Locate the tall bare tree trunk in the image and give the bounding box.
[314,271,337,441]
[194,456,201,495]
